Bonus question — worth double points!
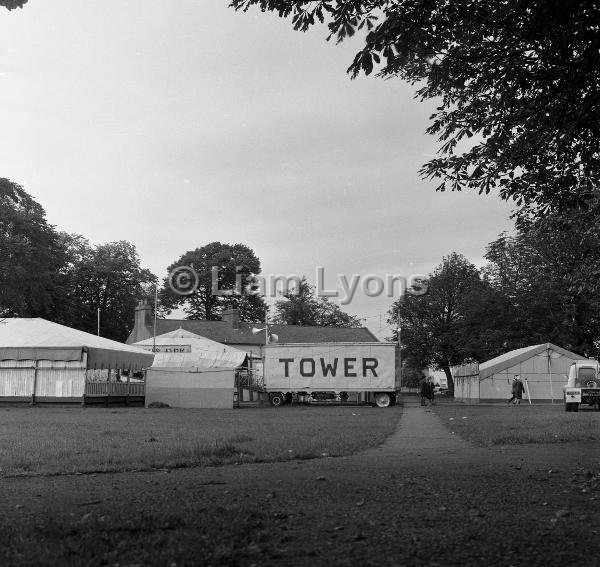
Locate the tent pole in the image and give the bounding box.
[153,286,158,352]
[524,377,533,405]
[264,307,269,345]
[397,308,402,390]
[548,348,554,404]
[30,360,38,406]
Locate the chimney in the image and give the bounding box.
[221,308,240,329]
[134,300,152,332]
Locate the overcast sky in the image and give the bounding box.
[0,1,514,338]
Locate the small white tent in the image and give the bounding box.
[454,343,584,403]
[134,328,247,368]
[140,329,247,409]
[0,318,154,402]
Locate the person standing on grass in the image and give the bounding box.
[420,379,430,406]
[428,378,436,405]
[507,375,525,405]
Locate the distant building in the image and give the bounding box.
[127,301,378,359]
[427,369,448,388]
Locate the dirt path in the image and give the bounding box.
[1,402,599,566]
[363,401,471,455]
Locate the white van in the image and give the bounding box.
[564,360,600,412]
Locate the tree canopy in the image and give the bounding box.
[0,179,156,341]
[0,178,65,318]
[231,1,600,218]
[56,236,157,342]
[0,1,27,9]
[484,212,600,357]
[160,242,267,323]
[388,253,510,394]
[274,276,363,327]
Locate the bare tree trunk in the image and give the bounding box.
[442,365,454,397]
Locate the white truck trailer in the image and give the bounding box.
[263,342,398,408]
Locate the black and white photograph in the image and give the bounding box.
[1,1,599,565]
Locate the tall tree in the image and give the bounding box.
[274,276,363,327]
[160,242,267,322]
[0,179,64,318]
[389,253,507,395]
[485,211,600,356]
[0,180,155,340]
[232,1,600,218]
[57,236,157,342]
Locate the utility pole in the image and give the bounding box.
[153,286,158,352]
[264,307,269,345]
[397,310,402,389]
[97,308,100,336]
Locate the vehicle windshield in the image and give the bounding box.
[577,367,597,386]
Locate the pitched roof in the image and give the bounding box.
[152,328,200,340]
[479,342,583,379]
[479,344,543,374]
[270,324,378,343]
[131,319,377,345]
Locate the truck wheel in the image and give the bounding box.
[270,393,284,407]
[572,403,579,412]
[374,393,391,408]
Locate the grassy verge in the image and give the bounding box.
[0,405,401,476]
[432,401,600,446]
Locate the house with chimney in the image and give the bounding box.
[126,301,378,358]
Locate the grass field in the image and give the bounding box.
[0,405,401,477]
[433,401,600,446]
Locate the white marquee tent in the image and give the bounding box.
[0,318,154,402]
[453,343,584,403]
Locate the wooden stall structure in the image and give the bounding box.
[234,359,267,407]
